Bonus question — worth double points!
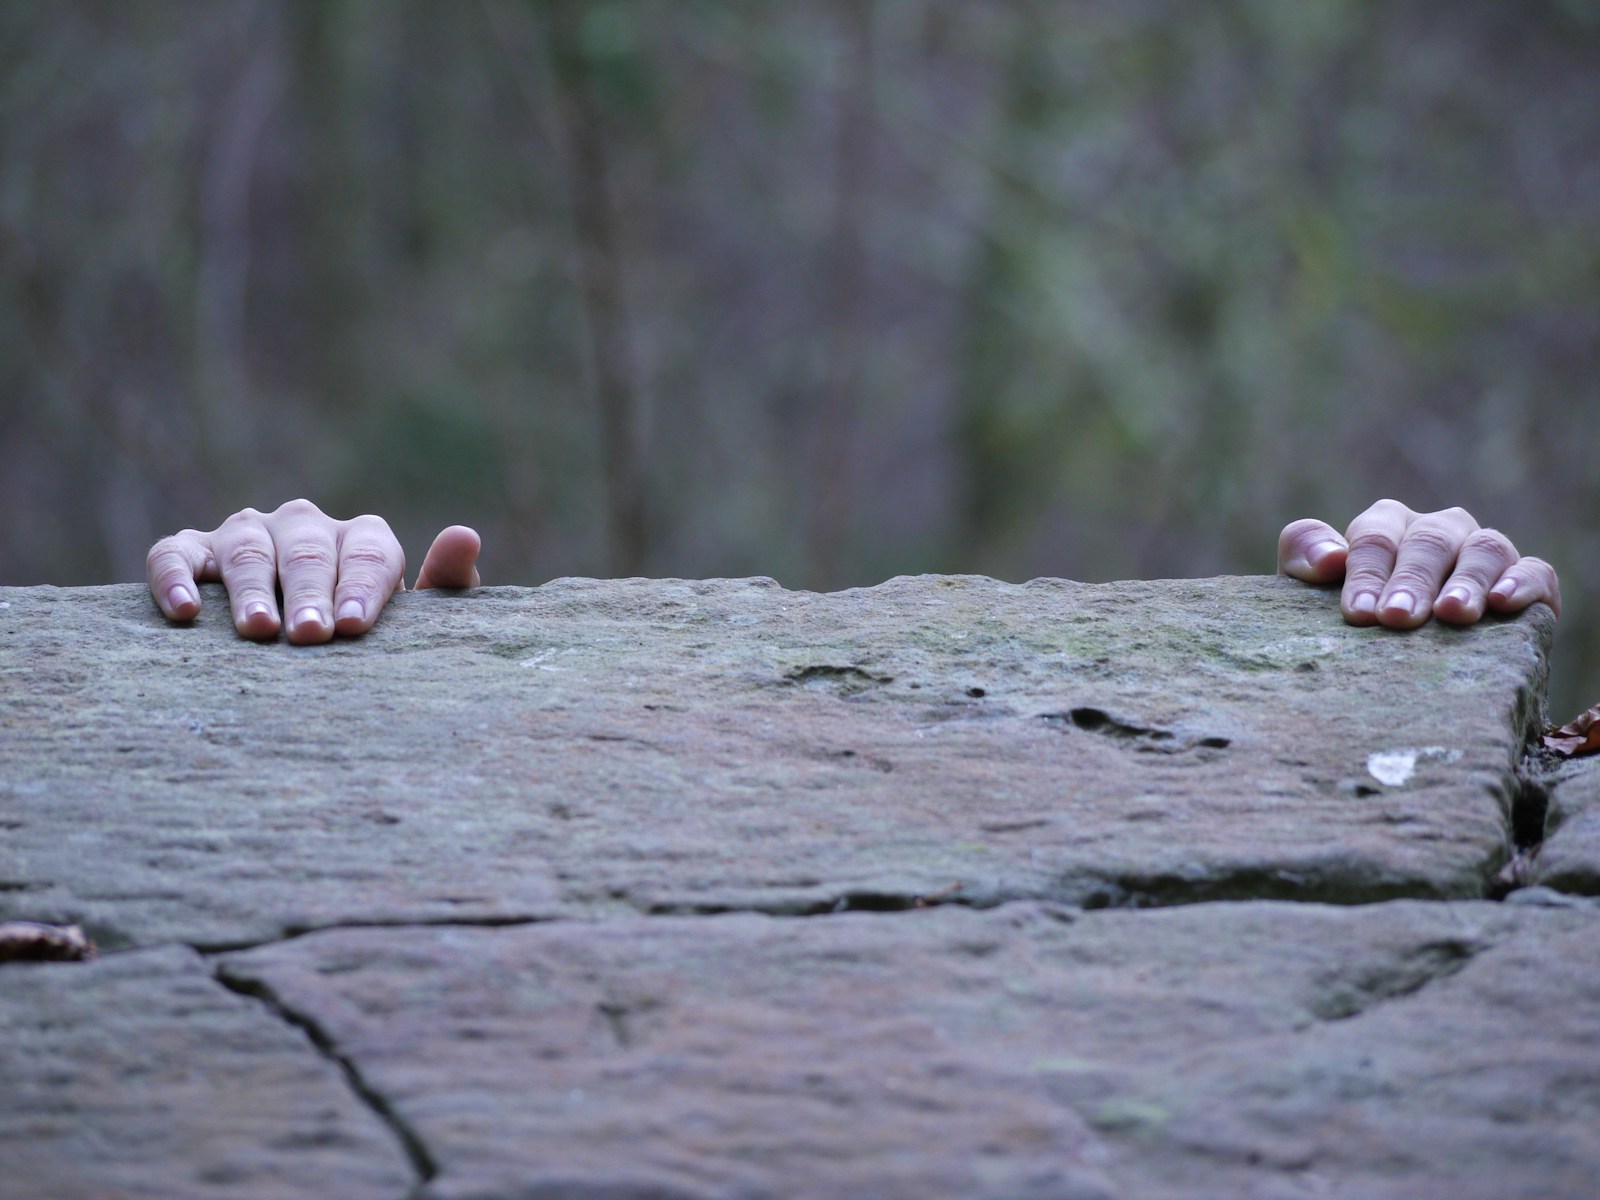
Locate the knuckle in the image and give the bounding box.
[1386,565,1435,590]
[347,513,394,535]
[224,542,275,573]
[341,543,395,572]
[1399,526,1458,558]
[220,509,264,534]
[1463,528,1515,558]
[274,498,322,519]
[146,537,179,567]
[1345,563,1390,589]
[1522,557,1560,590]
[282,542,336,572]
[147,559,187,589]
[338,548,398,591]
[1347,530,1401,559]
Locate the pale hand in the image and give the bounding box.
[1278,499,1560,628]
[146,498,481,643]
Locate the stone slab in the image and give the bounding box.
[1537,756,1600,894]
[0,577,1553,950]
[213,900,1600,1200]
[0,944,412,1199]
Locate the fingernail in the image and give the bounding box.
[167,584,195,611]
[1384,591,1418,618]
[1491,580,1521,603]
[291,606,326,631]
[1442,587,1470,607]
[244,601,272,621]
[1308,540,1345,562]
[337,599,365,623]
[1351,593,1378,616]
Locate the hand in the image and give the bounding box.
[146,499,482,644]
[1278,499,1560,629]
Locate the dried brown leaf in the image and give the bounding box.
[1542,703,1600,757]
[0,921,97,964]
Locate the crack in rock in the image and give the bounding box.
[189,913,558,956]
[1490,745,1558,899]
[642,886,983,918]
[211,962,438,1191]
[1039,706,1231,753]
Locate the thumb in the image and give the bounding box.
[414,525,482,590]
[1278,518,1348,583]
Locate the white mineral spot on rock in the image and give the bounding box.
[1258,635,1339,659]
[1366,746,1461,788]
[1368,752,1418,787]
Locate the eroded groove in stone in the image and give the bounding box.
[1305,936,1486,1020]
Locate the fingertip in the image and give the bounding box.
[1432,585,1482,626]
[1341,589,1380,626]
[1376,589,1428,629]
[416,524,483,590]
[1277,519,1347,582]
[333,596,376,637]
[1299,540,1348,583]
[1486,580,1522,612]
[164,583,200,622]
[285,606,334,646]
[235,598,281,640]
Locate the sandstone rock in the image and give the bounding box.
[213,900,1600,1200]
[0,575,1580,1200]
[0,577,1553,950]
[0,944,412,1199]
[1537,757,1600,894]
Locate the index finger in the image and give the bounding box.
[1376,506,1478,628]
[331,515,407,636]
[145,531,212,621]
[1340,499,1414,625]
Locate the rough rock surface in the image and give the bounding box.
[1538,757,1600,894]
[215,901,1600,1200]
[0,944,412,1199]
[0,577,1552,948]
[1,575,1590,1200]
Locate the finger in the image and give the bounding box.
[1434,528,1519,626]
[1340,499,1414,625]
[1377,506,1479,628]
[414,525,482,590]
[210,510,283,639]
[146,530,212,621]
[265,499,339,645]
[1277,518,1348,583]
[1488,556,1562,618]
[332,515,406,636]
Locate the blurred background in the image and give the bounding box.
[1,0,1597,713]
